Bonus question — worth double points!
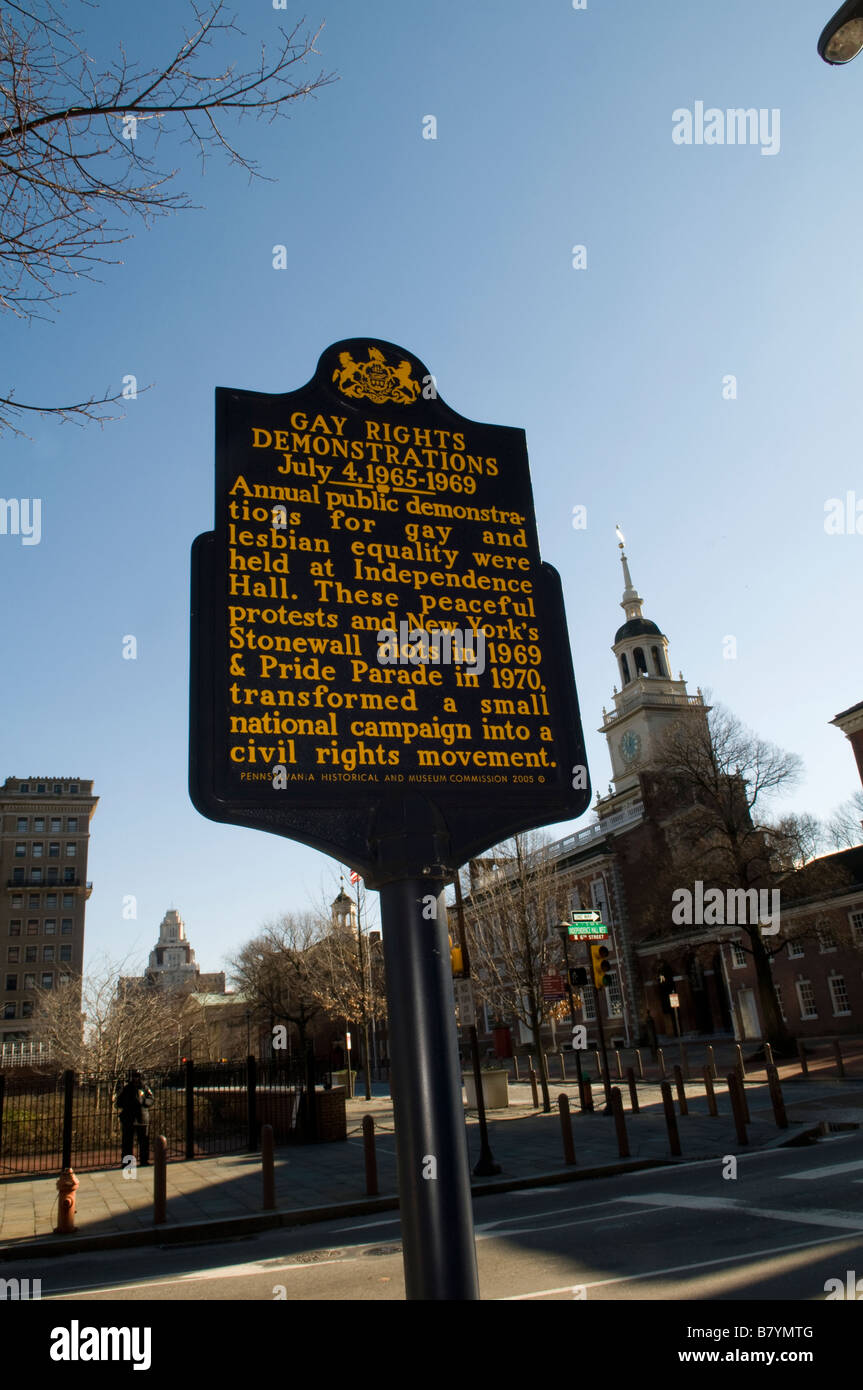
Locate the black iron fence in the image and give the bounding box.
[0,1056,334,1176]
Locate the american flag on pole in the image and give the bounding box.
[349,870,360,885]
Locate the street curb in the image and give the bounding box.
[0,1158,673,1263]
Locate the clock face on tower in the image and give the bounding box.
[619,730,641,764]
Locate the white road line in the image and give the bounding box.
[779,1158,863,1181]
[47,1255,362,1298]
[616,1192,863,1231]
[501,1228,863,1300]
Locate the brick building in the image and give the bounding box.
[0,776,97,1056]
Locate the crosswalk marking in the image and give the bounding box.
[778,1158,863,1181]
[616,1193,863,1231]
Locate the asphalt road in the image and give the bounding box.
[13,1128,863,1304]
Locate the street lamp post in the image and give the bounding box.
[819,0,863,63]
[556,923,586,1108]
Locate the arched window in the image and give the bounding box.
[620,654,631,685]
[651,645,668,677]
[633,646,647,676]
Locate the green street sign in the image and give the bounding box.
[568,921,608,939]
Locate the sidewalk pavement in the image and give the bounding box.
[1,1076,860,1261]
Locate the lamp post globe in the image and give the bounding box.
[819,0,863,63]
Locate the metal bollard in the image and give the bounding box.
[610,1087,630,1158]
[833,1040,846,1079]
[153,1135,168,1225]
[673,1064,688,1116]
[657,1047,666,1079]
[726,1074,748,1145]
[703,1065,718,1117]
[797,1038,809,1077]
[615,1049,624,1080]
[558,1094,576,1166]
[512,1055,521,1082]
[635,1048,645,1080]
[735,1044,746,1081]
[54,1168,79,1234]
[766,1065,788,1130]
[660,1081,681,1156]
[528,1060,539,1108]
[764,1042,775,1074]
[706,1043,717,1080]
[626,1066,640,1113]
[362,1113,379,1196]
[582,1077,594,1113]
[559,1049,568,1083]
[261,1123,276,1210]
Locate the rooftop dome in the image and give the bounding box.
[614,616,664,644]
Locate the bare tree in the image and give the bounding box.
[32,954,184,1076]
[310,879,386,1099]
[647,702,805,1051]
[229,913,325,1067]
[0,1,335,432]
[825,790,863,849]
[461,833,569,1113]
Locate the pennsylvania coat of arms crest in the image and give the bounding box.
[332,346,420,405]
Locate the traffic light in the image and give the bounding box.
[590,943,612,989]
[569,966,589,988]
[449,934,464,977]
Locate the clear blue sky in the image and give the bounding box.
[3,0,862,980]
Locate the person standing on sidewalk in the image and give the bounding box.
[115,1069,154,1168]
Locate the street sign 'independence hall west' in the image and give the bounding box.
[190,338,590,884]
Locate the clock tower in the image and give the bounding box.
[597,531,707,818]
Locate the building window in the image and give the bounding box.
[7,948,19,964]
[8,921,21,937]
[45,893,57,908]
[62,893,73,908]
[63,869,75,883]
[43,946,54,962]
[620,653,631,685]
[795,979,817,1020]
[61,920,73,935]
[3,1004,17,1019]
[23,974,35,989]
[818,928,837,953]
[31,869,42,883]
[32,842,43,858]
[19,783,29,792]
[774,984,787,1021]
[633,646,647,675]
[65,843,76,857]
[848,909,863,945]
[70,784,79,794]
[33,817,45,832]
[11,895,22,908]
[581,982,596,1021]
[24,947,36,963]
[787,939,804,959]
[58,976,72,989]
[43,920,56,935]
[27,921,38,936]
[606,970,623,1016]
[36,784,45,794]
[5,975,18,991]
[50,818,61,833]
[12,869,24,884]
[53,784,62,795]
[828,975,851,1017]
[28,894,39,908]
[59,945,72,963]
[14,843,25,857]
[46,867,58,884]
[40,973,53,989]
[21,1001,33,1017]
[731,940,747,968]
[67,817,78,832]
[16,818,27,832]
[48,842,59,858]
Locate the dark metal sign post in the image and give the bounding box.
[189,339,591,1300]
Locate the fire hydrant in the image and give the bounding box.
[54,1167,79,1234]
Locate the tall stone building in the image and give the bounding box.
[0,776,97,1056]
[122,908,226,995]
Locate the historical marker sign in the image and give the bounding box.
[190,338,591,887]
